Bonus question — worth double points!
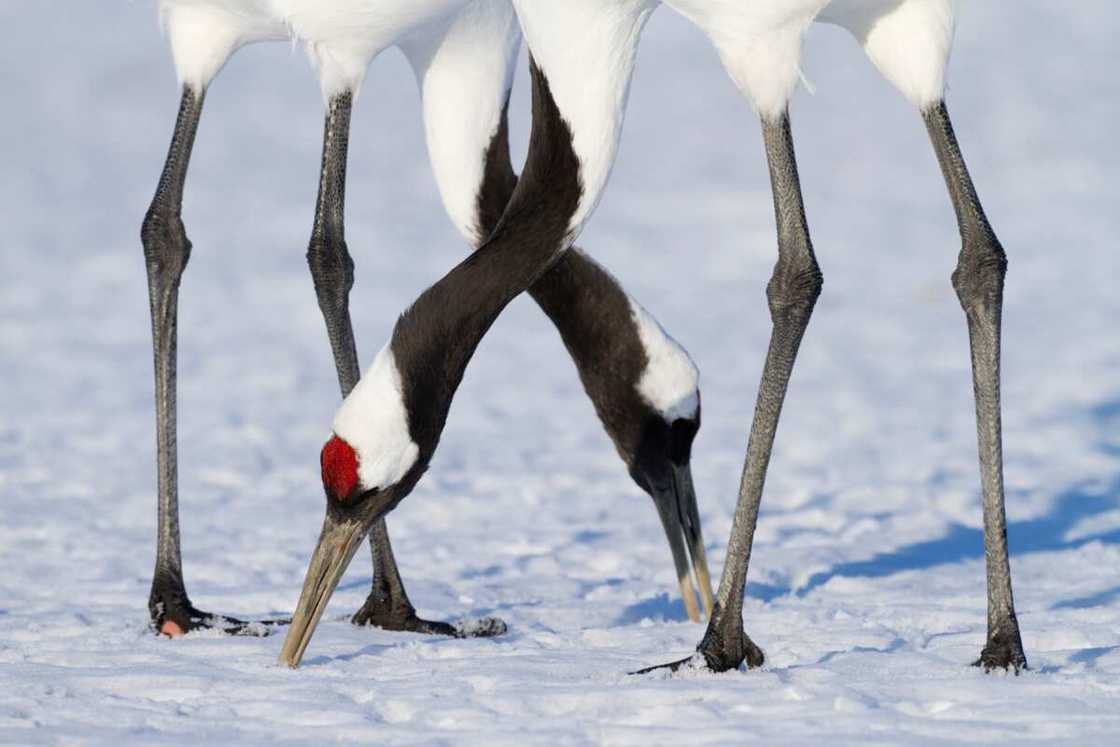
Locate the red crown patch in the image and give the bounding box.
[321,435,359,500]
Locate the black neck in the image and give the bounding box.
[474,77,662,475]
[390,60,583,465]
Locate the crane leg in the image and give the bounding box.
[306,93,505,638]
[637,111,818,673]
[144,87,282,636]
[924,101,1025,672]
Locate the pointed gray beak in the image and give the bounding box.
[651,462,714,622]
[279,514,367,668]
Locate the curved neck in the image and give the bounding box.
[390,61,583,460]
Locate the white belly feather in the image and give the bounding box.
[158,0,472,95]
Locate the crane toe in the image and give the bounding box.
[160,620,185,638]
[973,629,1028,674]
[150,593,287,638]
[351,597,507,639]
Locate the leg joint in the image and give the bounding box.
[952,238,1006,313]
[307,236,355,311]
[141,207,191,278]
[766,254,822,321]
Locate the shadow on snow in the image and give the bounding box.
[797,478,1120,599]
[795,397,1120,601]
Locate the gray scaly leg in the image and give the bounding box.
[924,101,1025,672]
[639,111,819,673]
[144,87,275,635]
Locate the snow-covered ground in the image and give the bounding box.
[2,1,1119,744]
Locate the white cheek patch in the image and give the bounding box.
[629,299,700,422]
[332,345,420,491]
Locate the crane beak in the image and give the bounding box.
[651,462,715,622]
[279,513,367,668]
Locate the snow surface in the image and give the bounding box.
[2,2,1119,744]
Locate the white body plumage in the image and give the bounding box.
[161,0,465,95]
[510,0,956,239]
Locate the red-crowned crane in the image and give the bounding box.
[280,0,1027,675]
[144,0,714,639]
